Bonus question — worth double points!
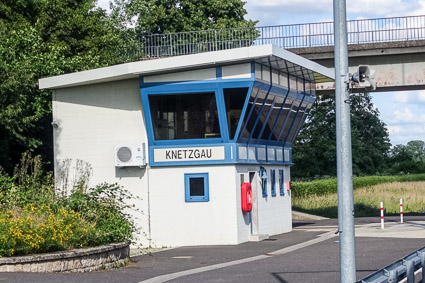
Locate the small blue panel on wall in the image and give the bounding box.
[185,173,209,202]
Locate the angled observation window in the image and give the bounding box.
[223,88,248,140]
[287,100,307,144]
[149,92,220,140]
[240,85,267,139]
[280,97,300,144]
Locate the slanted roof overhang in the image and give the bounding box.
[39,44,334,90]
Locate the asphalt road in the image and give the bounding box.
[1,216,424,283]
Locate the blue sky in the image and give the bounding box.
[97,0,425,146]
[243,0,425,146]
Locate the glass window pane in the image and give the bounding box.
[297,78,304,93]
[149,92,220,140]
[272,96,293,141]
[289,75,297,92]
[224,88,248,140]
[252,93,274,139]
[240,86,262,139]
[279,72,289,89]
[290,102,313,144]
[287,101,307,143]
[189,177,205,196]
[280,97,300,143]
[261,94,285,141]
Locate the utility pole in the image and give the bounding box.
[333,0,357,282]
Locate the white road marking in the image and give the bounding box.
[138,231,337,283]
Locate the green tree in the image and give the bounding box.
[389,140,425,174]
[1,0,257,172]
[292,93,391,179]
[112,0,257,34]
[0,0,127,172]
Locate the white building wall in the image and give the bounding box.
[50,76,293,248]
[235,165,292,242]
[257,165,292,236]
[147,165,239,247]
[52,79,151,246]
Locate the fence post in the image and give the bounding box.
[387,269,397,283]
[404,259,414,283]
[380,202,384,229]
[421,252,425,283]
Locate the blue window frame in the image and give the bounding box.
[279,169,284,195]
[271,169,276,196]
[262,177,268,197]
[185,173,209,202]
[259,167,268,197]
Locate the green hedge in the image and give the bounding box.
[292,174,425,197]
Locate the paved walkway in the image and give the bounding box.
[1,216,424,283]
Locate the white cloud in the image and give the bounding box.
[390,107,417,123]
[347,0,420,17]
[418,91,425,102]
[388,123,425,145]
[394,92,409,103]
[245,0,423,25]
[392,90,425,104]
[387,125,402,134]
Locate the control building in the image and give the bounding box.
[39,45,334,247]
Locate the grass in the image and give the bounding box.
[293,181,425,218]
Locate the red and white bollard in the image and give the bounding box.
[380,202,384,229]
[400,199,404,224]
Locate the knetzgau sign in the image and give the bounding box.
[154,146,225,162]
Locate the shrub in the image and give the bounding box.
[62,182,137,246]
[0,204,95,256]
[0,153,54,210]
[0,153,139,257]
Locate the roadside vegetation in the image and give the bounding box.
[0,153,137,257]
[292,176,425,218]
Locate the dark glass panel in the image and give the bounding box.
[149,92,220,140]
[240,86,263,139]
[251,93,274,139]
[272,96,294,141]
[189,177,205,196]
[280,96,300,143]
[286,100,307,143]
[224,88,248,140]
[290,102,313,144]
[261,94,284,141]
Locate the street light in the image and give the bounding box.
[333,0,357,282]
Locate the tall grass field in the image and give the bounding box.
[292,175,425,218]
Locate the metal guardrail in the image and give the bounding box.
[357,245,425,283]
[140,15,425,59]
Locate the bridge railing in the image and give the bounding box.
[139,15,425,59]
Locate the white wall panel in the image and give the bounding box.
[52,79,151,246]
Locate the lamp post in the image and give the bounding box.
[333,0,357,282]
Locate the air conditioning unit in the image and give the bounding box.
[115,143,146,168]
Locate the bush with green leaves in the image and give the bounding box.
[0,204,96,257]
[0,153,138,257]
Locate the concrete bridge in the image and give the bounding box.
[140,15,425,94]
[290,40,425,94]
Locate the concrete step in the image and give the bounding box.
[249,234,269,242]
